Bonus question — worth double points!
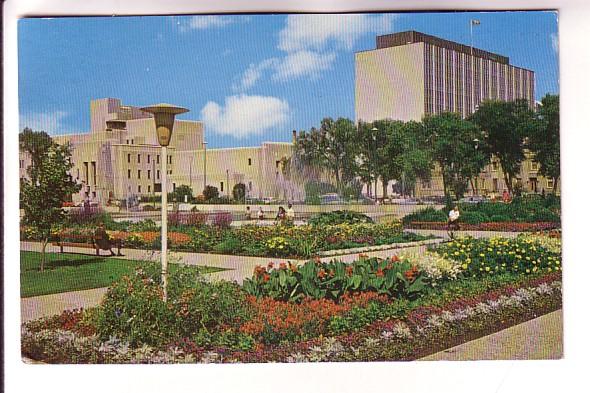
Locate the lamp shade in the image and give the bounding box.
[141,103,189,147]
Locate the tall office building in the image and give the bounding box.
[355,31,535,122]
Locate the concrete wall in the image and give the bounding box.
[355,42,425,123]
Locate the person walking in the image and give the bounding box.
[245,206,252,220]
[275,206,286,223]
[257,207,264,221]
[447,205,460,238]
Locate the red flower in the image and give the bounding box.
[317,269,326,279]
[375,268,384,277]
[279,262,287,270]
[263,273,270,282]
[267,262,274,270]
[391,255,400,262]
[346,266,353,277]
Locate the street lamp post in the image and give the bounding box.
[203,141,208,194]
[371,127,379,201]
[140,103,189,302]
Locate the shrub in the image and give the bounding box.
[263,237,294,257]
[94,263,252,348]
[213,237,243,254]
[203,185,219,201]
[402,207,447,224]
[460,211,489,225]
[210,212,232,228]
[309,210,374,226]
[489,214,511,222]
[169,212,208,227]
[168,185,194,203]
[232,183,246,202]
[305,181,337,204]
[128,219,158,232]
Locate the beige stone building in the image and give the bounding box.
[20,98,296,205]
[355,31,558,197]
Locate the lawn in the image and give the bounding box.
[20,251,225,298]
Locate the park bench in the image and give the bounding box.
[52,232,123,255]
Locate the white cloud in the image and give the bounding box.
[233,58,279,92]
[201,94,290,138]
[551,33,558,53]
[19,111,70,135]
[273,50,336,81]
[234,14,396,90]
[178,15,244,32]
[278,14,396,52]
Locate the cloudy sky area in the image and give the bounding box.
[19,11,558,148]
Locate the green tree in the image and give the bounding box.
[19,127,53,170]
[232,182,246,202]
[169,185,193,203]
[399,121,434,196]
[529,94,560,192]
[203,185,219,201]
[294,117,358,191]
[423,112,488,200]
[356,122,380,198]
[20,139,81,272]
[470,100,535,194]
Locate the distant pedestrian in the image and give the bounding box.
[286,203,295,222]
[257,207,264,220]
[276,206,286,222]
[447,205,460,238]
[502,190,511,203]
[245,206,252,220]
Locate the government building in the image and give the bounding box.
[355,31,558,197]
[20,98,296,205]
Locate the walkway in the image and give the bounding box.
[421,309,563,360]
[22,287,108,323]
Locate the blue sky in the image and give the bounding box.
[18,11,558,148]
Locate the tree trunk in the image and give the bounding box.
[469,178,476,196]
[382,179,388,199]
[40,238,48,272]
[502,170,513,195]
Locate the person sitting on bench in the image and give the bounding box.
[94,223,123,256]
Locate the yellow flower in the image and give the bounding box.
[479,253,485,257]
[462,264,468,269]
[485,266,490,272]
[526,269,530,273]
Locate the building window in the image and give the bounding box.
[531,161,539,171]
[137,154,141,163]
[92,191,96,198]
[493,178,499,192]
[147,170,151,179]
[169,156,172,165]
[138,185,141,193]
[157,170,160,179]
[127,153,131,163]
[492,161,499,171]
[173,183,176,192]
[220,182,224,192]
[547,179,554,189]
[147,155,151,164]
[19,160,23,168]
[157,155,160,164]
[248,158,252,166]
[137,170,141,179]
[148,185,151,193]
[131,139,134,145]
[128,169,131,179]
[249,181,252,191]
[126,139,129,144]
[275,160,280,168]
[76,169,79,179]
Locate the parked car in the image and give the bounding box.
[320,193,345,205]
[262,197,276,204]
[459,196,489,204]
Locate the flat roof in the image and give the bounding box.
[372,30,510,65]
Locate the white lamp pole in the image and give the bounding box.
[140,103,189,302]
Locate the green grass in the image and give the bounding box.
[20,251,225,298]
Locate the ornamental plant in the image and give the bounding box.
[435,236,561,277]
[243,256,427,302]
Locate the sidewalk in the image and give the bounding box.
[21,287,108,323]
[421,309,563,361]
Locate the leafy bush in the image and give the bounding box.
[402,207,447,224]
[168,212,208,227]
[210,212,232,228]
[203,185,219,201]
[263,237,294,257]
[213,237,243,254]
[168,185,194,203]
[309,210,374,226]
[460,211,488,225]
[305,181,337,204]
[232,183,246,202]
[94,263,252,348]
[243,256,427,302]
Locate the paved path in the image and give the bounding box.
[21,287,108,323]
[407,229,522,240]
[421,309,563,361]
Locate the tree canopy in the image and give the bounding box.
[529,94,560,190]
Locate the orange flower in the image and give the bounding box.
[314,256,322,265]
[254,265,266,277]
[289,262,298,273]
[391,255,400,262]
[375,268,384,277]
[263,273,270,282]
[345,266,353,277]
[358,253,368,259]
[267,262,274,270]
[279,262,287,270]
[168,232,191,245]
[317,269,326,279]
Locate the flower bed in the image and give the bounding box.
[22,271,562,363]
[22,231,562,363]
[22,220,430,259]
[405,221,559,232]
